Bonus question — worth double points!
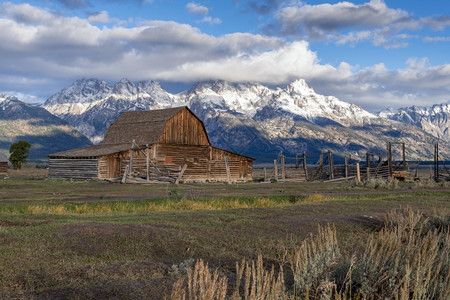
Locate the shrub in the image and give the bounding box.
[169,208,450,299]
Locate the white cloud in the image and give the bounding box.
[423,36,450,42]
[276,0,411,38]
[270,0,433,48]
[186,2,209,15]
[200,16,222,25]
[0,2,449,111]
[87,11,110,23]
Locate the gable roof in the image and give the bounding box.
[48,106,212,158]
[101,106,210,145]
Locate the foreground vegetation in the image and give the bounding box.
[0,170,448,299]
[171,208,450,299]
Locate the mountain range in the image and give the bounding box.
[379,104,449,144]
[42,78,450,162]
[0,94,92,161]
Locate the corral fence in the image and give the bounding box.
[262,142,420,182]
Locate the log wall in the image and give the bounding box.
[48,158,98,179]
[0,162,7,173]
[115,144,253,182]
[50,144,253,182]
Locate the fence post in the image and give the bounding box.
[345,155,349,178]
[264,167,267,182]
[274,159,278,180]
[303,152,308,181]
[295,153,299,169]
[146,144,149,182]
[328,150,334,180]
[281,155,286,180]
[367,167,370,180]
[356,163,361,182]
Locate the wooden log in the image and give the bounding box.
[303,152,308,181]
[146,144,149,182]
[175,164,188,185]
[274,159,278,180]
[324,176,356,183]
[356,163,361,182]
[224,156,231,184]
[121,164,129,184]
[345,156,348,178]
[328,150,334,180]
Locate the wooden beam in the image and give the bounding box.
[146,144,149,182]
[356,163,361,182]
[345,155,349,178]
[224,156,231,184]
[274,159,278,180]
[281,155,286,180]
[121,164,129,184]
[303,152,308,181]
[175,164,188,185]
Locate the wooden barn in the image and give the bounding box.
[0,153,8,174]
[48,107,253,183]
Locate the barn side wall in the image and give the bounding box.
[48,158,98,179]
[0,162,7,173]
[158,109,210,146]
[117,144,253,182]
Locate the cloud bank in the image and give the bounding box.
[0,2,449,110]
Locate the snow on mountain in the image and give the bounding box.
[43,78,448,161]
[379,104,450,142]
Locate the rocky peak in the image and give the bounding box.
[44,78,111,105]
[112,78,137,96]
[136,80,163,94]
[286,79,314,95]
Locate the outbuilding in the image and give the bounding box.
[48,107,253,182]
[0,152,8,174]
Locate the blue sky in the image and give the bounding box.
[1,0,450,111]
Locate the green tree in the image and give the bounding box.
[9,140,31,170]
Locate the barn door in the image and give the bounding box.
[108,155,121,178]
[239,160,248,179]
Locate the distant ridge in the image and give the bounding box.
[0,94,92,161]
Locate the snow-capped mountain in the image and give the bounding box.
[43,79,449,161]
[379,104,450,143]
[0,94,92,160]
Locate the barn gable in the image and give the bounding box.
[101,107,210,146]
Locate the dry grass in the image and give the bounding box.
[169,208,450,299]
[356,207,450,300]
[170,255,292,300]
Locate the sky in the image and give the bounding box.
[0,0,450,111]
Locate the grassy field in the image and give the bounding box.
[0,169,448,299]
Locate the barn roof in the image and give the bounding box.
[48,106,212,158]
[102,106,210,145]
[0,152,8,162]
[48,143,131,158]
